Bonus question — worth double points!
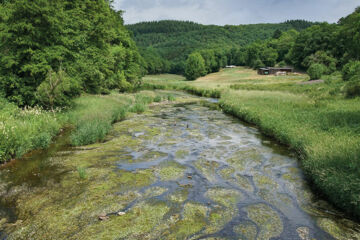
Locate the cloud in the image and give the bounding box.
[113,0,359,25]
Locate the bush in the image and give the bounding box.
[307,63,327,80]
[185,53,207,80]
[342,61,360,81]
[154,96,162,102]
[345,80,360,98]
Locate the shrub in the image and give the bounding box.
[342,61,360,81]
[307,63,327,80]
[154,96,162,102]
[130,103,147,114]
[167,95,176,101]
[345,80,360,98]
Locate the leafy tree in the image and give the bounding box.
[287,23,340,69]
[307,63,327,80]
[338,7,360,62]
[0,0,142,107]
[185,53,206,80]
[36,66,80,109]
[303,51,337,74]
[342,61,360,82]
[272,29,282,39]
[260,47,278,67]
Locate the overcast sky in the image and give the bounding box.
[113,0,359,25]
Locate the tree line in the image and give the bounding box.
[0,0,144,108]
[127,20,315,75]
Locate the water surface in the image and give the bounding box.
[0,96,359,239]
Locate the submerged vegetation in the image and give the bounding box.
[142,66,360,220]
[0,0,360,238]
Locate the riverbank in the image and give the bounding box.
[0,91,176,164]
[142,67,360,220]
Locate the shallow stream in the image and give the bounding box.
[0,95,359,239]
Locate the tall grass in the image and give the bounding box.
[67,91,163,146]
[0,91,168,162]
[0,98,61,163]
[220,90,360,219]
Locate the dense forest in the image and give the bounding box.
[127,20,315,74]
[0,0,143,108]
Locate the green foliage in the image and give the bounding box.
[128,20,315,74]
[154,96,162,102]
[185,53,207,80]
[345,80,360,98]
[307,63,327,80]
[167,94,175,101]
[342,61,360,81]
[220,90,360,219]
[287,23,340,69]
[36,66,80,109]
[303,51,337,74]
[342,61,360,97]
[0,0,142,107]
[77,167,87,179]
[0,98,61,163]
[338,7,360,61]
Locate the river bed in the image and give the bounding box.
[0,94,359,239]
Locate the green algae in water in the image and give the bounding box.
[73,201,170,240]
[245,204,283,240]
[194,159,221,183]
[204,207,234,235]
[157,161,185,181]
[165,202,208,239]
[175,149,189,159]
[234,221,258,240]
[206,188,243,208]
[168,189,189,203]
[2,94,360,239]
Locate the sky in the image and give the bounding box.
[113,0,359,25]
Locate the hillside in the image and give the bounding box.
[127,20,315,73]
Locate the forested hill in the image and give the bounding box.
[127,20,315,73]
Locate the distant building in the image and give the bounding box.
[226,65,236,68]
[258,67,293,75]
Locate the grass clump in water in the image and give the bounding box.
[68,91,161,146]
[77,167,87,179]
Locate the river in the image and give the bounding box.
[0,94,359,239]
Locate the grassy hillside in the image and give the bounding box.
[142,67,360,220]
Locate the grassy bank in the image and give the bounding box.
[0,91,174,163]
[0,98,62,163]
[220,90,360,218]
[143,67,360,219]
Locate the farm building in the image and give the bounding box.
[258,67,293,75]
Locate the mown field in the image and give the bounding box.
[143,67,360,220]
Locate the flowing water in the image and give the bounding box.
[0,95,359,239]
